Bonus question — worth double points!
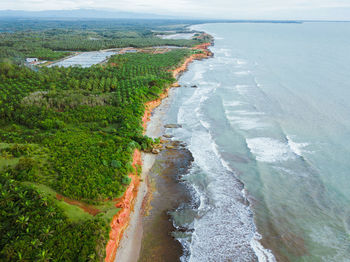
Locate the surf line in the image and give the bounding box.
[105,41,214,262]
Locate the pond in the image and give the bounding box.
[158,33,195,40]
[49,51,118,68]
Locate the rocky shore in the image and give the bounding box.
[138,142,194,262]
[105,42,213,262]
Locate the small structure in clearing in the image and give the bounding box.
[26,58,39,64]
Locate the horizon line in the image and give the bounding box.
[0,9,350,22]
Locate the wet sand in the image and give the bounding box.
[137,91,194,261]
[114,43,212,262]
[139,146,194,262]
[114,94,174,262]
[113,153,155,262]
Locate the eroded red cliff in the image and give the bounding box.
[105,42,212,262]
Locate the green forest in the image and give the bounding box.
[0,19,210,261]
[0,19,210,63]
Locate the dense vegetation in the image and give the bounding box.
[0,19,210,63]
[0,48,193,199]
[0,22,197,260]
[0,173,108,261]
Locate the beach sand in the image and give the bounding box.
[138,140,194,262]
[114,99,166,262]
[113,153,155,262]
[113,44,212,262]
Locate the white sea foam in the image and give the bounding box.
[235,58,248,65]
[199,119,210,130]
[217,56,235,64]
[227,115,267,130]
[287,135,310,157]
[273,166,296,175]
[199,94,209,104]
[187,134,258,261]
[253,77,263,88]
[197,110,235,175]
[216,48,231,57]
[223,100,244,107]
[176,88,258,261]
[246,137,296,163]
[186,22,346,262]
[235,84,250,95]
[250,233,277,262]
[234,110,265,116]
[235,70,250,76]
[173,38,275,261]
[193,70,204,81]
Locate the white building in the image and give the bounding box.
[26,58,39,63]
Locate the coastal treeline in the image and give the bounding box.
[0,45,195,260]
[0,19,210,63]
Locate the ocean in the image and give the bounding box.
[162,22,350,261]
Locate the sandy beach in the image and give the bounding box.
[113,153,155,262]
[114,94,168,262]
[111,44,212,262]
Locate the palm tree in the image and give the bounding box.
[40,225,54,240]
[37,249,52,262]
[16,215,29,229]
[16,251,27,262]
[46,206,56,218]
[30,239,43,249]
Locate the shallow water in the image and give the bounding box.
[139,147,193,262]
[162,22,350,261]
[49,51,117,67]
[158,33,195,40]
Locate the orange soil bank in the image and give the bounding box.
[56,194,101,216]
[172,44,212,78]
[105,149,142,262]
[142,88,171,130]
[105,42,212,262]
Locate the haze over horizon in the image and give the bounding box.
[1,0,350,20]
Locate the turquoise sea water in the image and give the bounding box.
[164,22,350,261]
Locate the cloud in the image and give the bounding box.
[1,0,350,19]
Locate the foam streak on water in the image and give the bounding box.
[179,103,258,262]
[164,56,275,261]
[250,233,276,262]
[246,137,296,163]
[182,22,350,262]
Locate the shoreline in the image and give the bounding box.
[106,42,213,262]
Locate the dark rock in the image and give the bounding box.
[154,144,163,149]
[152,148,160,154]
[159,139,167,144]
[170,141,182,147]
[164,124,182,128]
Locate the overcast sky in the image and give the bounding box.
[1,0,350,20]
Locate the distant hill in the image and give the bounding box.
[0,9,306,24]
[0,9,179,19]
